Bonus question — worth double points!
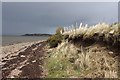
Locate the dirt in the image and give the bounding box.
[1,41,47,78]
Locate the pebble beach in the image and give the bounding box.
[1,40,47,78]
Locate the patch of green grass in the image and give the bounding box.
[44,50,84,78]
[44,52,74,78]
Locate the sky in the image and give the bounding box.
[0,2,2,35]
[2,2,118,35]
[1,0,119,2]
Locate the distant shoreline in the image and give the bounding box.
[22,33,52,36]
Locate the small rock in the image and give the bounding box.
[32,60,36,63]
[109,51,113,54]
[20,55,25,58]
[26,62,29,64]
[11,76,15,78]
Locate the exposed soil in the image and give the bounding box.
[2,41,47,78]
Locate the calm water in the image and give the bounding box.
[1,35,49,46]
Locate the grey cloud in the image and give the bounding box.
[2,2,118,35]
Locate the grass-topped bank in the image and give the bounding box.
[44,23,120,78]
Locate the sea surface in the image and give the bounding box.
[1,35,49,46]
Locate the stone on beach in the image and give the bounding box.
[32,60,36,63]
[20,55,25,58]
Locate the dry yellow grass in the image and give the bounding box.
[63,23,120,45]
[45,23,119,78]
[45,41,119,78]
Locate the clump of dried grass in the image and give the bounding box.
[63,23,120,46]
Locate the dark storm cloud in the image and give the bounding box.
[2,2,118,35]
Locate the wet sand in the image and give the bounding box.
[1,40,47,78]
